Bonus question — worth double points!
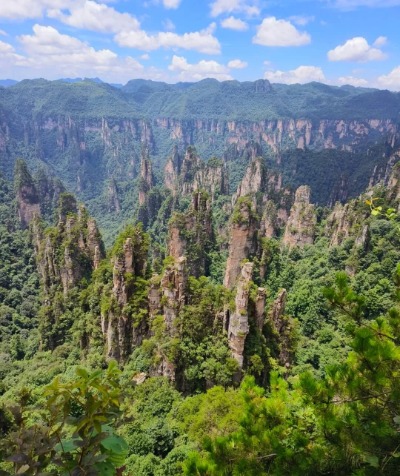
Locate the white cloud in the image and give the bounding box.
[163,19,176,31]
[378,66,400,90]
[162,0,182,8]
[140,53,150,60]
[115,23,221,54]
[0,0,71,19]
[220,16,248,31]
[168,55,232,81]
[373,36,387,47]
[0,30,8,36]
[15,24,146,83]
[48,0,140,34]
[253,17,311,47]
[264,65,325,84]
[210,0,259,18]
[337,75,369,86]
[328,37,386,62]
[289,15,315,26]
[227,59,247,69]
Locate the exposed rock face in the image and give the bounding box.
[153,256,188,380]
[255,287,266,331]
[164,146,228,200]
[34,197,104,298]
[283,186,316,248]
[233,157,265,205]
[387,162,400,210]
[160,256,187,333]
[326,199,371,248]
[224,197,258,289]
[268,289,292,368]
[138,154,154,207]
[192,160,229,200]
[101,229,148,362]
[14,160,41,228]
[227,262,253,368]
[168,191,213,277]
[164,146,182,193]
[103,239,136,361]
[107,178,121,213]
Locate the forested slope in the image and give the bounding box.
[1,155,400,474]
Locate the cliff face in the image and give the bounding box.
[168,191,213,277]
[283,186,316,248]
[34,196,104,298]
[100,226,148,362]
[227,262,253,368]
[32,193,105,349]
[14,160,41,229]
[164,147,228,200]
[224,197,258,289]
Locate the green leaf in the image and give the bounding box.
[364,454,379,468]
[54,438,80,454]
[100,435,128,454]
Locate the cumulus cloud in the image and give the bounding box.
[253,17,311,47]
[115,23,221,54]
[220,16,248,31]
[48,0,140,33]
[0,0,71,19]
[378,66,400,90]
[227,59,247,69]
[210,0,259,18]
[289,15,315,26]
[168,55,232,81]
[337,75,369,87]
[264,65,325,84]
[373,36,387,47]
[15,24,146,83]
[162,0,182,8]
[328,37,386,62]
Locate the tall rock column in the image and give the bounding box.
[283,185,316,248]
[224,197,258,288]
[227,262,254,368]
[14,159,41,228]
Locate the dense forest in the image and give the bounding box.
[1,137,400,475]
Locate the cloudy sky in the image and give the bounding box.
[1,0,400,89]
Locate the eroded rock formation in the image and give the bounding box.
[283,186,316,248]
[227,262,253,368]
[224,197,258,289]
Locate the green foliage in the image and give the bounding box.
[0,362,127,475]
[185,267,400,475]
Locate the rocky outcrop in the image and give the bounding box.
[14,160,41,228]
[227,262,253,368]
[34,196,104,298]
[168,191,213,277]
[233,157,265,205]
[138,153,154,207]
[268,289,292,368]
[101,227,149,362]
[282,186,316,248]
[164,146,228,200]
[107,178,121,213]
[224,197,258,289]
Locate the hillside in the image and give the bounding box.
[0,79,399,244]
[1,155,400,474]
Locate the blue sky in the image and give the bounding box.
[0,0,400,89]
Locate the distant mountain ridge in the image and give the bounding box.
[0,77,399,243]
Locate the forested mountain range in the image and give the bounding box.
[1,79,400,244]
[1,79,400,474]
